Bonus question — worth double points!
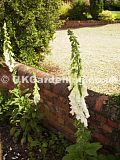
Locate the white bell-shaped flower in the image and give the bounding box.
[3,22,15,73]
[33,75,40,105]
[68,83,90,128]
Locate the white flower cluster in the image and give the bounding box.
[4,46,15,72]
[33,75,40,105]
[68,84,90,128]
[3,22,15,72]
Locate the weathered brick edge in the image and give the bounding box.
[60,20,120,29]
[0,63,120,152]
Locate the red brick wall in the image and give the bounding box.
[60,20,120,29]
[0,63,120,152]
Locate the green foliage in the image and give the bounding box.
[0,57,5,66]
[68,0,90,20]
[0,0,62,67]
[110,93,120,106]
[75,121,91,143]
[63,121,102,160]
[0,90,11,125]
[63,121,119,160]
[99,10,115,22]
[59,2,72,20]
[0,1,4,57]
[104,0,120,11]
[4,85,42,146]
[90,0,104,19]
[0,86,69,159]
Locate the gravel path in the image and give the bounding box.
[41,24,120,94]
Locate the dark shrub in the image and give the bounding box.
[68,0,90,20]
[90,0,104,19]
[104,0,120,11]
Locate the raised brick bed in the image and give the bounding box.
[0,63,120,152]
[60,20,120,29]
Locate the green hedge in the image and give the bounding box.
[0,0,62,67]
[104,0,120,11]
[68,0,90,20]
[90,0,104,19]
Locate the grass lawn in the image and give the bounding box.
[111,11,120,20]
[41,24,120,95]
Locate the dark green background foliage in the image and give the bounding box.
[0,1,4,58]
[68,0,89,20]
[90,0,104,19]
[104,0,120,11]
[0,0,62,67]
[110,94,120,106]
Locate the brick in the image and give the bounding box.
[107,120,118,129]
[49,112,58,122]
[102,124,112,133]
[96,115,107,124]
[65,121,76,132]
[36,70,49,78]
[39,104,45,113]
[60,20,116,29]
[53,83,70,97]
[40,98,43,103]
[53,97,62,107]
[44,89,57,98]
[92,133,109,145]
[59,96,70,106]
[53,83,65,94]
[43,82,51,90]
[95,96,108,112]
[58,117,65,125]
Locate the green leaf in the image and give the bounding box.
[85,142,102,156]
[63,154,75,160]
[98,154,120,160]
[14,130,21,138]
[10,127,17,136]
[21,136,26,145]
[97,154,109,160]
[12,108,19,117]
[20,118,26,129]
[32,112,36,118]
[31,140,40,147]
[42,142,48,148]
[28,135,33,143]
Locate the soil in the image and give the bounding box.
[0,124,68,160]
[0,126,29,160]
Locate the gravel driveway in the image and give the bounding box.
[41,24,120,94]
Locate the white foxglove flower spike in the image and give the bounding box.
[33,74,40,105]
[3,22,15,72]
[68,29,90,128]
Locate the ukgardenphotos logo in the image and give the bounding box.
[0,74,120,85]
